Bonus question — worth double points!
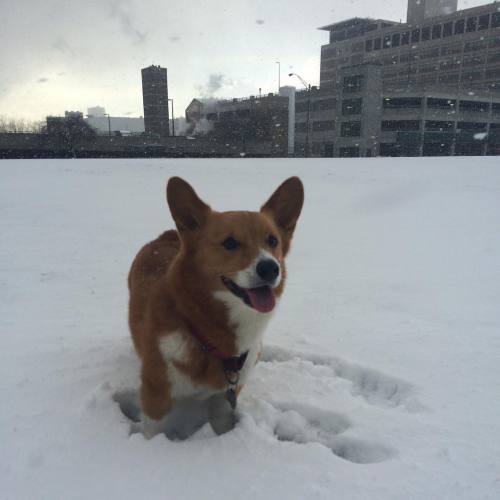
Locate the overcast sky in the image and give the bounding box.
[0,0,487,121]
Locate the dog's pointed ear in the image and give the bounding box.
[167,177,211,234]
[261,177,304,253]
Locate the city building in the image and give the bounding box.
[141,65,170,138]
[85,106,145,135]
[46,111,95,137]
[87,106,106,118]
[293,0,500,157]
[295,62,500,157]
[186,91,292,156]
[319,1,500,96]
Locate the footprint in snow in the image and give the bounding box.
[248,400,395,464]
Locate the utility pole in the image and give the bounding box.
[276,61,281,93]
[168,99,175,136]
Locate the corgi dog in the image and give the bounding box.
[128,176,304,438]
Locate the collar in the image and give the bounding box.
[186,322,249,375]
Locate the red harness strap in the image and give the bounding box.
[186,323,249,375]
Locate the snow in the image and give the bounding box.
[1,157,500,500]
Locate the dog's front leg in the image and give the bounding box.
[140,352,172,439]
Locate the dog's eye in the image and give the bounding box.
[267,235,279,248]
[222,237,240,251]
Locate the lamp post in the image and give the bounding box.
[168,99,175,137]
[276,61,281,93]
[289,72,311,157]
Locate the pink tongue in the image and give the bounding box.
[246,287,276,313]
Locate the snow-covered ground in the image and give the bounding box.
[1,158,499,500]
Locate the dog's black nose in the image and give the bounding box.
[256,259,280,283]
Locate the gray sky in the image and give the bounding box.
[0,0,487,121]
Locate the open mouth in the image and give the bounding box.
[221,276,276,313]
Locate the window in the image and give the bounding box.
[464,40,488,52]
[332,30,346,42]
[411,29,420,43]
[493,103,500,114]
[392,33,401,47]
[295,101,309,113]
[466,17,477,33]
[488,52,500,65]
[374,38,382,50]
[441,44,461,55]
[383,34,392,49]
[462,71,484,82]
[401,32,410,45]
[486,68,500,79]
[478,14,490,30]
[343,75,363,93]
[439,73,460,84]
[383,97,422,109]
[341,121,361,137]
[432,25,442,39]
[339,147,359,157]
[465,55,486,66]
[457,122,487,131]
[352,42,364,53]
[427,98,457,109]
[312,120,335,132]
[455,19,465,34]
[493,13,500,28]
[295,122,307,132]
[443,22,453,37]
[425,121,454,131]
[422,27,431,41]
[459,101,490,113]
[342,98,363,115]
[365,39,373,52]
[423,48,440,59]
[381,120,421,131]
[311,98,337,111]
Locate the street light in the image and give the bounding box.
[289,72,312,157]
[276,61,281,93]
[168,99,175,137]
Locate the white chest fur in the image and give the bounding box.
[214,290,275,386]
[158,332,216,401]
[158,292,275,402]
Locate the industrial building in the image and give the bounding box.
[141,65,170,138]
[319,1,500,96]
[294,63,500,157]
[85,107,145,135]
[185,92,291,156]
[292,0,500,157]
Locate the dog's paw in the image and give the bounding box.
[113,389,141,423]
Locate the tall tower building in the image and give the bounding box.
[407,0,458,24]
[141,65,170,138]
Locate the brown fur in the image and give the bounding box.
[128,177,304,421]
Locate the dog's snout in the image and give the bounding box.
[256,259,280,284]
